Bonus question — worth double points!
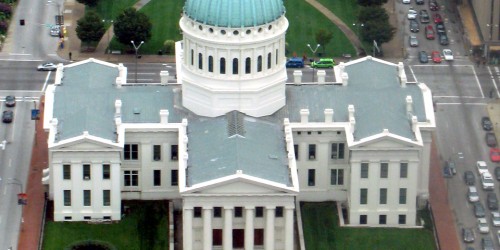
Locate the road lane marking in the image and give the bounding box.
[0,59,42,62]
[434,96,480,98]
[8,159,11,168]
[8,53,31,56]
[471,66,485,98]
[412,64,473,67]
[127,73,156,75]
[487,66,500,97]
[41,71,52,92]
[408,66,418,82]
[436,103,487,105]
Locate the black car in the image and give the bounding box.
[482,236,494,250]
[419,10,430,23]
[416,0,424,4]
[482,117,493,131]
[495,167,500,180]
[486,132,497,147]
[464,170,475,185]
[439,34,449,45]
[487,192,498,210]
[5,95,15,107]
[2,110,13,123]
[419,51,429,63]
[474,202,486,218]
[410,20,420,32]
[462,228,475,243]
[435,23,446,34]
[445,160,456,175]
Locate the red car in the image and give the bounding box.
[425,25,435,39]
[491,148,500,162]
[431,51,442,63]
[433,13,442,23]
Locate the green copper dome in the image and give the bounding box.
[184,0,285,28]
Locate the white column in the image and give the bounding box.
[284,207,294,250]
[223,207,233,250]
[265,206,275,250]
[203,207,213,250]
[245,207,255,250]
[183,207,193,250]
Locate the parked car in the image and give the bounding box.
[410,20,420,32]
[477,161,489,175]
[425,25,435,39]
[2,110,13,123]
[433,13,443,23]
[483,173,496,189]
[464,171,475,185]
[37,62,58,71]
[431,51,441,63]
[5,95,15,107]
[482,117,493,131]
[482,236,494,250]
[474,202,486,218]
[439,34,449,45]
[486,132,497,147]
[285,57,304,68]
[492,212,500,226]
[468,186,480,202]
[407,8,418,19]
[495,167,500,180]
[311,58,335,68]
[402,0,411,3]
[409,35,419,47]
[491,148,500,162]
[497,231,500,244]
[478,218,490,233]
[419,51,429,63]
[416,0,424,4]
[443,49,453,60]
[420,10,430,23]
[488,192,498,210]
[429,0,439,10]
[445,160,456,175]
[463,228,475,243]
[436,22,446,34]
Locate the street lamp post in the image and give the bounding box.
[102,19,114,54]
[352,23,364,36]
[131,40,144,83]
[307,43,320,83]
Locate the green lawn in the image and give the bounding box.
[42,201,169,250]
[316,0,360,36]
[301,202,436,250]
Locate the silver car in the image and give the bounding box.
[37,63,58,71]
[409,35,419,47]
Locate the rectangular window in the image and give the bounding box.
[379,215,387,225]
[63,190,71,206]
[256,207,264,217]
[360,188,368,204]
[294,144,299,160]
[275,206,284,217]
[83,190,91,206]
[399,188,407,204]
[171,170,178,186]
[171,145,178,161]
[103,190,110,206]
[330,169,344,185]
[153,145,161,161]
[124,144,139,160]
[398,214,406,224]
[194,207,202,218]
[214,207,222,218]
[400,163,408,178]
[308,144,316,160]
[235,207,243,217]
[124,170,139,186]
[361,163,369,178]
[360,215,367,224]
[63,164,71,180]
[308,169,316,186]
[380,163,388,178]
[83,164,91,180]
[154,170,161,186]
[379,188,387,204]
[102,164,110,179]
[331,143,345,159]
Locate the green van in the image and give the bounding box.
[311,58,335,68]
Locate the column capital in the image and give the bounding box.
[224,206,234,210]
[244,206,255,210]
[202,206,213,210]
[285,206,295,210]
[184,206,194,210]
[265,206,276,210]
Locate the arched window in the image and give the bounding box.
[190,49,194,65]
[267,53,271,69]
[198,53,203,70]
[233,58,239,75]
[276,49,279,65]
[245,57,251,74]
[257,56,262,72]
[208,56,213,73]
[220,58,226,74]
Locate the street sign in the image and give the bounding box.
[31,109,40,120]
[17,193,27,205]
[55,15,64,25]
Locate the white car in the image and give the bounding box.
[477,161,489,175]
[492,212,500,227]
[402,0,411,3]
[443,49,454,61]
[468,186,480,202]
[497,230,500,244]
[481,172,495,190]
[407,9,417,20]
[478,218,490,233]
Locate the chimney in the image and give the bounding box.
[338,62,345,76]
[159,109,169,124]
[398,62,407,87]
[349,117,356,133]
[300,109,309,123]
[51,118,58,134]
[406,96,413,114]
[115,100,122,117]
[317,70,326,83]
[411,116,418,132]
[341,72,349,86]
[160,71,170,85]
[293,70,302,85]
[348,105,355,120]
[116,77,122,88]
[324,109,334,123]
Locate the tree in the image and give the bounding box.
[75,11,105,47]
[315,29,333,55]
[360,19,395,44]
[358,6,389,24]
[76,0,99,7]
[113,8,152,48]
[357,0,388,6]
[163,40,175,54]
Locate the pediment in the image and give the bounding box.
[351,133,421,149]
[51,137,120,151]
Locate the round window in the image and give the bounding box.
[246,30,251,35]
[198,25,203,31]
[209,28,214,33]
[268,25,272,30]
[221,30,226,35]
[258,28,263,33]
[233,30,239,35]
